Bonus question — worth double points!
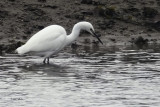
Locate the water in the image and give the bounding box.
[0,44,160,107]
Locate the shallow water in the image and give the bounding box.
[0,44,160,107]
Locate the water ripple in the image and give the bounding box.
[0,45,160,107]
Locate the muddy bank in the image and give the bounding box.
[0,0,160,54]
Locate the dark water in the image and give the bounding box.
[0,44,160,107]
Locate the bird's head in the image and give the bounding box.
[80,22,103,45]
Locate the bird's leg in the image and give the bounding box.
[43,58,46,64]
[47,57,50,64]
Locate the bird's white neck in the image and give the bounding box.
[65,23,82,46]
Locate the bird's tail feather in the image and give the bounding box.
[16,45,28,55]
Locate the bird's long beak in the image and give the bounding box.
[90,29,103,45]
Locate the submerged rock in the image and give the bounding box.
[0,10,9,18]
[38,0,46,2]
[71,42,79,50]
[24,7,46,16]
[81,0,92,4]
[158,1,160,6]
[0,45,3,54]
[94,6,117,18]
[105,6,117,18]
[143,7,158,18]
[134,36,148,45]
[109,38,116,43]
[94,6,106,17]
[97,20,115,30]
[66,13,84,20]
[153,21,160,31]
[7,0,16,2]
[145,21,160,31]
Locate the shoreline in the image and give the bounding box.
[0,0,160,54]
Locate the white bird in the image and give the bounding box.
[16,21,103,64]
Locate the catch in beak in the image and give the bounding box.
[90,29,103,45]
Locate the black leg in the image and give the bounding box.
[47,57,50,64]
[43,58,46,64]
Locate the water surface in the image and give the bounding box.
[0,44,160,107]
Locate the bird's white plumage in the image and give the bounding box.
[16,21,102,63]
[17,25,66,57]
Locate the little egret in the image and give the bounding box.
[16,21,103,64]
